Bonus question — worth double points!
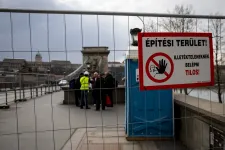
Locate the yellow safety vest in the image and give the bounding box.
[80,76,89,90]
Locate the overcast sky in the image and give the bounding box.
[0,0,225,64]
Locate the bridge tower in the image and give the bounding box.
[81,47,110,75]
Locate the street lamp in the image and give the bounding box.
[130,28,142,46]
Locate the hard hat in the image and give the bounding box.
[84,71,89,75]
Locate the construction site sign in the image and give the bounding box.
[138,32,214,90]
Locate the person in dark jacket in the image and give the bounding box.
[95,73,106,111]
[91,72,99,106]
[74,73,83,107]
[104,71,114,107]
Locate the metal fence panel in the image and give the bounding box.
[0,8,224,150]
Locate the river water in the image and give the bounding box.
[175,88,225,103]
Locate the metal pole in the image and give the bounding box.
[55,81,56,92]
[30,86,32,98]
[36,74,38,86]
[23,87,25,99]
[14,88,17,101]
[5,90,8,105]
[41,86,42,96]
[48,73,50,93]
[36,74,38,96]
[19,73,21,100]
[36,87,38,97]
[0,8,225,19]
[22,74,25,99]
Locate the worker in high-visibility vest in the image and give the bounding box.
[80,71,90,109]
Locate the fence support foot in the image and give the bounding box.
[0,105,10,109]
[14,98,27,102]
[45,92,53,94]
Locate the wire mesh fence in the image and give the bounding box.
[0,8,224,150]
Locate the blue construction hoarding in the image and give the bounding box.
[125,59,174,138]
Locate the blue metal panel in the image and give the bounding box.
[124,59,128,133]
[126,59,131,134]
[125,59,174,138]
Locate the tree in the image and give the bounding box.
[145,4,196,95]
[208,13,225,103]
[160,4,196,32]
[145,19,157,32]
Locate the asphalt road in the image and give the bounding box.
[0,91,125,150]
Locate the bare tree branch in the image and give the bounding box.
[209,12,225,103]
[145,19,157,32]
[158,4,196,32]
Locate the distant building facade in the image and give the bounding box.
[108,61,125,85]
[0,52,126,84]
[0,52,80,75]
[0,59,27,72]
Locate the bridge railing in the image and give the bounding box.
[0,84,61,106]
[0,71,62,107]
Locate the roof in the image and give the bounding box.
[36,52,42,57]
[51,60,71,64]
[3,58,26,63]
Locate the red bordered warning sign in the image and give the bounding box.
[138,32,214,91]
[146,52,174,83]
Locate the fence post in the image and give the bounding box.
[45,86,46,94]
[41,86,42,96]
[14,88,17,102]
[5,90,8,105]
[36,87,38,97]
[30,86,32,98]
[19,73,22,100]
[23,87,25,99]
[0,90,10,109]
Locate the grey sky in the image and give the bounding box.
[0,0,225,63]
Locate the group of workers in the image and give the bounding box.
[71,71,117,111]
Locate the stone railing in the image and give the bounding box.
[174,94,225,150]
[62,86,125,105]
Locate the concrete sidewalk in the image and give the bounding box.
[62,127,186,150]
[63,127,143,150]
[0,91,125,150]
[0,91,186,150]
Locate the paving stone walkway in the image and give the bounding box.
[62,127,186,150]
[63,127,144,150]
